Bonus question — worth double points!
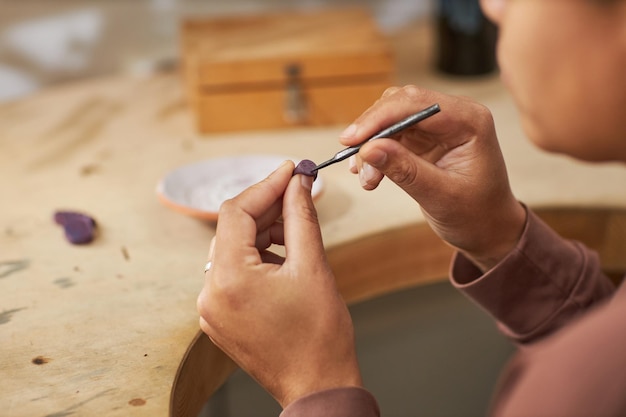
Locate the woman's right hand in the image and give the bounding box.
[341,85,527,271]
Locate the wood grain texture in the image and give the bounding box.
[2,20,626,417]
[194,80,391,132]
[182,9,393,85]
[181,9,394,132]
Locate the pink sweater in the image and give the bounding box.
[281,210,625,417]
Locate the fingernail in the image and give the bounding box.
[300,174,313,191]
[359,163,376,187]
[340,123,357,139]
[348,155,356,171]
[272,160,290,174]
[269,160,292,179]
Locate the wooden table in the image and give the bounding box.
[2,22,626,417]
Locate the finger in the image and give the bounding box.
[348,155,358,174]
[339,86,401,146]
[351,154,385,190]
[339,85,440,146]
[281,174,326,267]
[358,161,385,190]
[255,222,285,250]
[359,138,448,202]
[381,86,401,98]
[215,161,294,267]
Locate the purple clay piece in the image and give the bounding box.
[293,159,318,180]
[54,211,96,227]
[64,218,95,244]
[53,211,96,244]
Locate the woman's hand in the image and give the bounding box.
[342,85,527,271]
[197,161,362,408]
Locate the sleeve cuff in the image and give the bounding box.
[450,209,612,343]
[280,387,380,417]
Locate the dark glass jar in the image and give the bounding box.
[436,0,498,76]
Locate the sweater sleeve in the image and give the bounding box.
[450,208,615,344]
[487,285,626,417]
[279,387,380,417]
[450,209,626,417]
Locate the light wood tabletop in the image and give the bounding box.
[2,22,626,417]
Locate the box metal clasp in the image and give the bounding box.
[284,63,308,124]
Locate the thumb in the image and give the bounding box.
[282,174,325,266]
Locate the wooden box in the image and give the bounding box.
[180,9,394,133]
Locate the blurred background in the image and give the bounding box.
[0,0,436,103]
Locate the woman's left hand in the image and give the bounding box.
[197,161,362,408]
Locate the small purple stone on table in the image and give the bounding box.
[293,159,317,180]
[54,210,97,244]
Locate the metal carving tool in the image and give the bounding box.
[312,103,441,172]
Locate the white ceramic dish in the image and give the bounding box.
[156,154,324,221]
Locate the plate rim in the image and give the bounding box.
[156,154,324,221]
